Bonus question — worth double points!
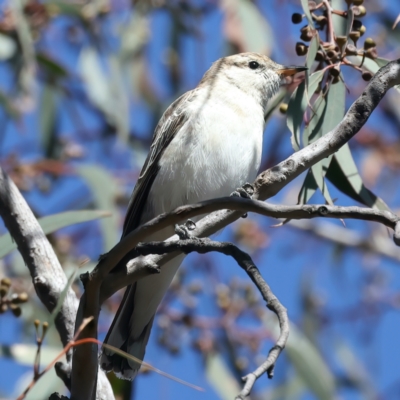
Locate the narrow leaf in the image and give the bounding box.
[300,0,315,28]
[287,70,324,150]
[0,210,111,258]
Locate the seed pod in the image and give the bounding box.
[345,0,353,5]
[335,36,347,49]
[353,5,366,17]
[364,37,376,49]
[34,319,40,329]
[359,25,366,36]
[296,42,308,56]
[11,292,28,304]
[326,49,338,61]
[365,47,377,59]
[345,44,358,55]
[332,75,340,84]
[353,0,364,5]
[308,1,317,10]
[315,51,325,61]
[10,304,21,317]
[349,31,361,44]
[362,71,372,81]
[1,278,11,288]
[0,285,8,297]
[352,20,362,30]
[329,66,341,77]
[279,103,288,114]
[0,303,8,314]
[292,13,303,24]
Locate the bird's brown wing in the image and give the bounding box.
[122,89,198,236]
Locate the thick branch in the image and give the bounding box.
[0,168,77,353]
[0,168,114,400]
[135,237,288,399]
[101,200,400,299]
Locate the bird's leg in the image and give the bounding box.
[174,219,196,240]
[231,182,255,218]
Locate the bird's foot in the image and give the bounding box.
[230,183,255,218]
[174,219,196,240]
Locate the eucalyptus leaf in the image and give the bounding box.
[76,165,120,251]
[205,353,242,400]
[326,145,390,211]
[306,35,319,69]
[287,70,324,151]
[0,210,111,258]
[300,0,315,28]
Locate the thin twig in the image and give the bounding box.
[135,237,288,399]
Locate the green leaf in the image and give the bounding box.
[0,210,111,258]
[306,34,319,69]
[205,353,242,400]
[0,343,61,365]
[326,145,390,211]
[262,315,336,400]
[37,52,68,79]
[331,0,347,37]
[233,0,273,54]
[76,165,120,251]
[300,0,315,28]
[287,70,324,151]
[40,84,58,157]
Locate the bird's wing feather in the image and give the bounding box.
[122,89,198,235]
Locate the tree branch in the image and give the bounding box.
[135,236,288,400]
[0,168,114,400]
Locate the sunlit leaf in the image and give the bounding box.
[205,353,242,400]
[76,165,120,251]
[287,70,324,151]
[326,145,390,211]
[306,34,319,69]
[300,0,315,28]
[0,210,111,258]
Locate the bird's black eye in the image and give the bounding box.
[249,61,259,70]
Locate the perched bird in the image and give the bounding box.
[101,52,306,379]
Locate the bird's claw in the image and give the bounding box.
[230,183,255,218]
[175,219,196,240]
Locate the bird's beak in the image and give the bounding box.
[277,66,308,77]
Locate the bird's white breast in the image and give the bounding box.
[148,83,265,217]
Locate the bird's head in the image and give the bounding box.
[200,52,307,106]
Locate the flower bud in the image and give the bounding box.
[279,103,288,114]
[353,5,366,17]
[363,37,376,49]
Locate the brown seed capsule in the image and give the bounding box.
[0,286,8,297]
[335,36,347,49]
[315,51,325,61]
[364,37,376,49]
[345,43,358,55]
[345,0,353,5]
[349,31,361,43]
[365,47,378,59]
[296,42,308,56]
[362,71,373,81]
[34,319,40,328]
[326,50,338,61]
[329,66,341,77]
[292,13,303,24]
[353,5,366,17]
[279,103,288,114]
[13,292,28,304]
[359,25,366,36]
[10,304,21,317]
[1,278,11,288]
[352,20,362,30]
[353,0,364,5]
[332,75,340,84]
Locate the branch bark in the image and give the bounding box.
[0,167,114,400]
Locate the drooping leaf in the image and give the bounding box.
[76,165,120,251]
[37,52,68,79]
[0,210,111,258]
[326,145,390,211]
[39,84,58,157]
[263,315,336,400]
[300,0,315,28]
[287,70,324,151]
[306,34,319,69]
[205,353,242,400]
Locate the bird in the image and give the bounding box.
[101,52,306,379]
